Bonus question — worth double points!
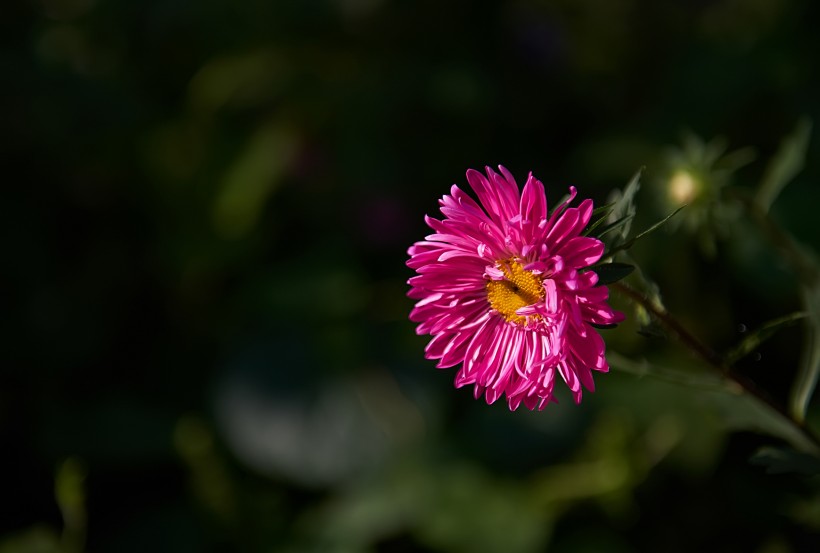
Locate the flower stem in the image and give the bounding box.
[612,281,820,453]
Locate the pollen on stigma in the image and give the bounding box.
[485,259,545,324]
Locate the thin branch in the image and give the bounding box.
[613,281,820,453]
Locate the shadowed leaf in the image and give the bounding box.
[582,202,616,236]
[606,205,685,257]
[213,125,298,238]
[55,458,87,553]
[0,527,61,553]
[594,262,635,285]
[608,352,728,391]
[756,117,812,212]
[725,312,807,366]
[590,214,634,240]
[750,446,820,476]
[591,202,616,217]
[708,389,820,455]
[790,284,820,422]
[607,168,642,242]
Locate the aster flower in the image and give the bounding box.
[407,166,625,410]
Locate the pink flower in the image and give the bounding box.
[407,166,624,410]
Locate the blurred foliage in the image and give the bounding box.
[4,0,820,551]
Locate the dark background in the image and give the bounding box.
[3,0,820,551]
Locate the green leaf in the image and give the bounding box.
[636,322,667,339]
[749,446,820,476]
[55,457,87,553]
[624,205,685,244]
[582,203,616,237]
[789,284,820,422]
[607,352,728,391]
[606,205,685,257]
[707,387,820,455]
[0,527,61,553]
[607,169,642,242]
[714,146,756,174]
[724,312,807,366]
[756,117,812,212]
[593,262,635,285]
[591,201,616,217]
[624,258,667,314]
[213,124,298,238]
[589,214,634,240]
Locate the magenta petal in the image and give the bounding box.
[576,199,594,229]
[466,168,515,228]
[545,208,580,250]
[487,165,521,221]
[519,173,547,241]
[558,236,605,268]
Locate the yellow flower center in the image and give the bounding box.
[486,260,545,324]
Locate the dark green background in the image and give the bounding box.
[4,0,820,551]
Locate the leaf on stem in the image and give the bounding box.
[588,214,634,240]
[590,201,617,218]
[706,388,820,455]
[636,320,667,339]
[756,117,812,212]
[594,262,635,285]
[789,284,820,423]
[724,312,807,366]
[605,205,686,257]
[749,446,820,476]
[607,352,729,391]
[613,262,668,336]
[583,204,615,237]
[606,169,642,242]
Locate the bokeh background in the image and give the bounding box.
[4,0,820,551]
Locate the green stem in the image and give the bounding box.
[613,281,820,453]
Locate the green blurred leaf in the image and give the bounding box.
[606,205,685,257]
[724,312,807,366]
[607,168,642,242]
[628,205,686,243]
[582,202,615,236]
[0,527,61,553]
[55,458,86,553]
[714,146,756,174]
[591,201,616,217]
[749,446,820,476]
[594,262,635,285]
[188,51,279,112]
[789,284,820,422]
[791,493,820,530]
[416,465,549,553]
[213,124,298,238]
[303,457,551,553]
[622,255,668,316]
[756,117,812,212]
[55,458,86,525]
[608,352,729,392]
[707,387,820,455]
[636,321,667,339]
[174,417,237,523]
[590,214,634,240]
